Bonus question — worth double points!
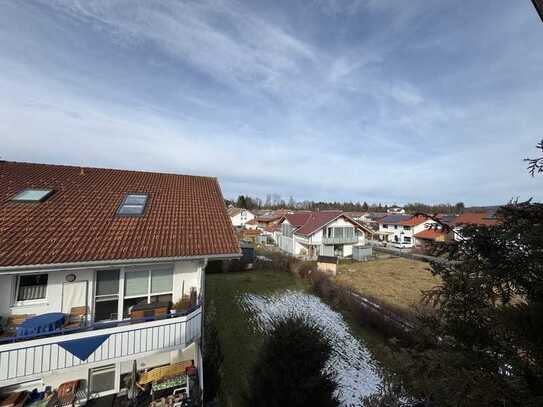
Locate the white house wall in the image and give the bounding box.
[379,220,437,247]
[0,268,95,318]
[230,210,255,227]
[0,260,202,321]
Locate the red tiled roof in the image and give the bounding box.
[399,215,430,226]
[283,210,372,237]
[246,218,258,225]
[452,212,499,226]
[0,161,240,268]
[256,214,283,223]
[378,214,429,226]
[414,229,446,240]
[295,210,344,236]
[283,211,313,228]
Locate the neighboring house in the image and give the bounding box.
[362,212,388,231]
[239,228,263,244]
[377,214,437,248]
[451,211,499,240]
[436,213,458,225]
[0,161,239,400]
[413,225,451,252]
[276,210,373,258]
[227,207,255,227]
[255,214,284,229]
[387,205,405,214]
[244,218,260,230]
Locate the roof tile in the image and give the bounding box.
[0,161,240,267]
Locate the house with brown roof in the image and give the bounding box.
[377,214,437,248]
[451,211,499,240]
[0,161,239,399]
[227,207,255,228]
[276,210,373,258]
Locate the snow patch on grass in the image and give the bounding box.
[240,290,382,406]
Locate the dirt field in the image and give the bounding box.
[335,255,441,314]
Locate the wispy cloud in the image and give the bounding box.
[0,0,542,205]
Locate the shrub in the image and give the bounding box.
[244,316,338,407]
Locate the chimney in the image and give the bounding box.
[80,167,85,176]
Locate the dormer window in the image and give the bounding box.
[117,193,148,217]
[11,188,54,202]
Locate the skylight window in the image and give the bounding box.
[117,193,148,217]
[11,189,54,202]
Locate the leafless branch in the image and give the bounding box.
[525,139,543,177]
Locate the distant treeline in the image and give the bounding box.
[225,195,493,214]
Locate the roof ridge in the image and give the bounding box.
[1,160,216,180]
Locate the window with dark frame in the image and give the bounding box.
[17,274,48,301]
[89,364,116,395]
[116,193,148,216]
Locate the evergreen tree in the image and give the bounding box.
[374,202,543,407]
[236,195,247,208]
[244,316,338,407]
[525,138,543,176]
[362,201,369,211]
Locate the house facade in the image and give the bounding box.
[227,207,255,228]
[276,211,372,258]
[377,214,437,248]
[0,161,239,401]
[451,211,499,240]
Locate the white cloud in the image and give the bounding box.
[46,0,316,89]
[0,0,542,206]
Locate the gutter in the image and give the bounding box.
[0,252,241,273]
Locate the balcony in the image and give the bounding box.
[0,305,202,386]
[322,236,359,245]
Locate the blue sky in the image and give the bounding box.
[1,1,542,205]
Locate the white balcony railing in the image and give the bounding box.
[0,306,202,386]
[322,236,358,245]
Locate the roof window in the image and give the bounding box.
[117,193,148,216]
[11,189,54,202]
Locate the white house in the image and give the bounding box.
[227,207,255,228]
[0,161,240,403]
[377,214,436,248]
[387,206,406,214]
[276,211,373,258]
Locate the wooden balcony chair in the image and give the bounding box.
[3,314,34,336]
[64,306,88,329]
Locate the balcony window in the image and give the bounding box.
[123,266,173,317]
[325,227,354,239]
[90,364,116,396]
[404,236,412,243]
[95,270,120,322]
[382,224,388,229]
[17,274,48,301]
[404,226,411,230]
